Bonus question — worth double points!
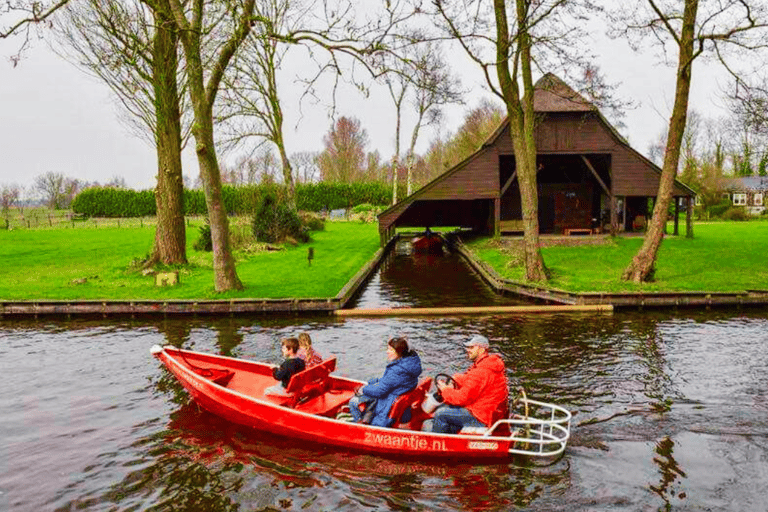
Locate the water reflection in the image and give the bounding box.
[351,247,526,308]
[649,436,687,511]
[104,402,568,512]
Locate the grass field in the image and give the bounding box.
[0,218,380,300]
[466,221,768,293]
[2,214,766,300]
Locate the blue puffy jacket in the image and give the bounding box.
[361,351,422,427]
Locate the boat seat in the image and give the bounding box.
[277,357,337,408]
[388,377,432,427]
[188,364,235,387]
[296,388,355,416]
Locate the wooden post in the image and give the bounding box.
[686,196,694,238]
[494,197,501,237]
[610,196,618,236]
[673,197,680,236]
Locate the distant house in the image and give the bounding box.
[377,74,695,245]
[724,177,768,215]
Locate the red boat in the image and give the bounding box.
[411,231,444,254]
[150,345,571,460]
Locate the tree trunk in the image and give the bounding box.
[391,158,398,205]
[195,118,243,291]
[277,143,296,211]
[495,0,548,281]
[151,8,187,265]
[271,91,296,210]
[622,0,698,282]
[163,0,252,292]
[185,44,243,292]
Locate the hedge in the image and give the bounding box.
[71,182,401,218]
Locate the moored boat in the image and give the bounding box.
[150,345,571,460]
[411,231,444,254]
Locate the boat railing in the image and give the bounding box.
[486,397,572,457]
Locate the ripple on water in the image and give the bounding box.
[2,306,768,511]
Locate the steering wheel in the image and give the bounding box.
[434,373,459,390]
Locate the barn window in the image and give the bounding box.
[733,193,747,206]
[754,193,763,206]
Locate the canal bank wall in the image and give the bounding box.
[447,235,768,310]
[2,233,766,317]
[0,237,393,318]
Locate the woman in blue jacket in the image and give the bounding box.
[349,337,422,427]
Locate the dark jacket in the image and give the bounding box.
[361,351,422,427]
[440,353,508,426]
[273,357,305,388]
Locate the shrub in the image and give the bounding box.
[721,207,751,221]
[228,216,257,250]
[252,194,309,244]
[351,203,376,214]
[299,211,326,232]
[193,220,213,251]
[707,202,732,219]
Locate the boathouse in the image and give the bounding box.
[377,74,696,245]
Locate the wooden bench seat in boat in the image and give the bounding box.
[389,377,433,429]
[264,357,352,415]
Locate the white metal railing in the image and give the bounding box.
[486,397,572,457]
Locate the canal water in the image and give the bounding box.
[2,251,767,511]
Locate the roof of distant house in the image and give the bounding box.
[725,177,768,191]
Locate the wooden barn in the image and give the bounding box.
[377,74,696,245]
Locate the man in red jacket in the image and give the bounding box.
[429,335,509,434]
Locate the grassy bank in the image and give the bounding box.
[0,219,380,300]
[2,217,766,302]
[466,221,768,293]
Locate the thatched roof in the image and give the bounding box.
[533,73,594,112]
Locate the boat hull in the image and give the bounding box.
[411,233,444,254]
[152,345,522,459]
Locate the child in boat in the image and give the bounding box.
[264,337,306,396]
[297,332,323,368]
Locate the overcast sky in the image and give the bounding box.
[0,26,732,194]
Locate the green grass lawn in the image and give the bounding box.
[2,217,766,301]
[0,220,380,300]
[466,221,768,293]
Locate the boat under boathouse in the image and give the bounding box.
[377,73,696,245]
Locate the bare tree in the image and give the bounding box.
[316,116,369,182]
[149,0,261,292]
[433,0,600,282]
[1,183,21,227]
[1,0,71,63]
[216,0,301,208]
[384,41,463,203]
[291,151,320,183]
[258,0,425,193]
[34,171,79,209]
[54,0,189,265]
[617,0,768,282]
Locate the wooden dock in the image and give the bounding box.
[335,304,614,317]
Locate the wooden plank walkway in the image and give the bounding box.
[335,304,613,317]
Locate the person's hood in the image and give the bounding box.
[388,351,422,379]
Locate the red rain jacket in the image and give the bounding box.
[440,353,509,426]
